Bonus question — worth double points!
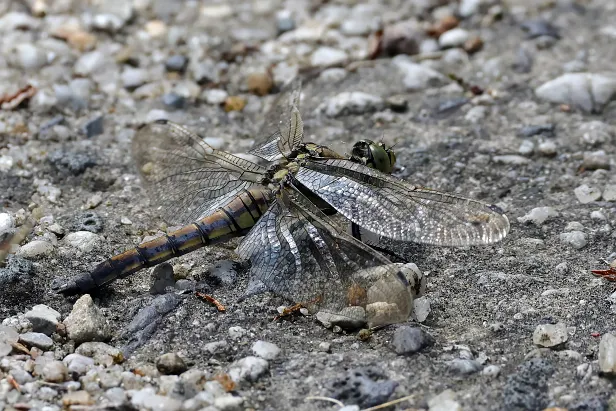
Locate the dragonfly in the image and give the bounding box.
[56,79,510,328]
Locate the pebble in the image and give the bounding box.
[537,140,557,156]
[156,353,187,375]
[0,213,15,234]
[63,353,95,375]
[559,231,587,250]
[74,51,107,76]
[214,395,244,410]
[533,322,568,348]
[481,365,501,378]
[251,340,280,360]
[518,140,534,156]
[14,43,48,70]
[75,342,124,366]
[24,304,61,335]
[316,307,367,330]
[598,333,616,374]
[318,342,331,353]
[19,332,54,350]
[392,326,435,355]
[413,296,431,323]
[458,0,482,17]
[62,390,93,406]
[439,28,470,48]
[579,120,614,146]
[42,360,69,383]
[150,263,176,294]
[520,19,560,39]
[319,92,385,117]
[65,231,101,252]
[202,89,228,105]
[228,326,247,339]
[162,93,186,110]
[83,116,104,138]
[428,389,462,411]
[131,387,182,411]
[10,368,34,385]
[0,325,19,356]
[392,55,449,90]
[503,358,554,410]
[603,185,616,201]
[165,55,188,72]
[63,294,111,344]
[276,11,295,34]
[464,105,487,123]
[122,67,148,90]
[448,359,482,375]
[492,155,530,165]
[227,356,269,384]
[16,240,54,258]
[518,124,555,138]
[534,72,616,113]
[328,366,397,409]
[574,184,602,204]
[517,207,559,225]
[310,46,348,67]
[582,150,611,170]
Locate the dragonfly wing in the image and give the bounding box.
[296,159,510,246]
[132,119,268,225]
[249,77,304,161]
[237,188,413,328]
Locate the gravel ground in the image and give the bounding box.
[2,0,616,410]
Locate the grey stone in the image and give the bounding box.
[310,47,348,67]
[24,304,61,335]
[228,326,247,339]
[316,306,367,330]
[448,359,482,375]
[83,116,104,138]
[227,356,269,383]
[392,56,449,90]
[319,92,385,117]
[328,366,397,408]
[428,389,462,411]
[598,333,616,374]
[16,240,54,258]
[559,231,587,250]
[574,184,602,204]
[165,55,188,72]
[392,326,435,354]
[42,360,68,382]
[156,353,187,375]
[19,332,53,350]
[439,28,470,48]
[122,67,148,90]
[10,368,34,384]
[63,353,95,376]
[517,207,559,225]
[131,387,182,411]
[162,93,186,110]
[251,340,280,360]
[14,43,47,70]
[503,358,554,410]
[75,342,124,366]
[150,263,176,294]
[533,322,568,348]
[583,150,611,170]
[64,294,110,344]
[535,72,616,113]
[65,231,101,252]
[603,185,616,201]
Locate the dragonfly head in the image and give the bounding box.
[351,140,397,174]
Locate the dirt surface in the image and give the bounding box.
[1,0,616,410]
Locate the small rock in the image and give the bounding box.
[0,325,19,356]
[75,342,124,366]
[316,307,367,330]
[63,294,111,344]
[598,333,616,374]
[439,28,470,48]
[150,263,176,294]
[413,296,431,323]
[603,185,616,201]
[65,231,100,252]
[537,140,557,156]
[25,304,61,335]
[62,390,93,406]
[63,353,95,375]
[518,140,535,156]
[247,72,273,96]
[428,389,462,411]
[228,326,247,339]
[16,239,53,258]
[85,193,103,209]
[520,19,560,39]
[535,72,616,113]
[83,116,104,138]
[224,96,246,112]
[251,340,280,360]
[448,359,482,375]
[162,93,186,110]
[310,47,348,67]
[373,20,422,57]
[579,120,613,146]
[19,332,53,350]
[203,89,228,105]
[122,67,148,90]
[482,365,501,378]
[276,11,295,34]
[458,0,482,17]
[517,207,559,225]
[518,124,555,138]
[9,368,34,385]
[503,358,554,410]
[131,387,182,411]
[583,150,611,170]
[214,395,244,411]
[227,356,269,383]
[392,326,435,355]
[203,340,228,355]
[574,184,602,204]
[318,342,331,353]
[464,106,487,123]
[559,231,587,250]
[328,366,397,408]
[320,92,385,117]
[0,213,15,234]
[76,211,104,233]
[42,360,69,382]
[533,322,568,348]
[165,55,188,72]
[14,43,48,70]
[156,353,187,375]
[492,155,530,165]
[392,55,449,90]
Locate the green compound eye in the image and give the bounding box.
[352,139,396,174]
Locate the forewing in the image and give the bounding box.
[249,78,304,161]
[296,159,510,246]
[132,120,267,225]
[237,189,412,328]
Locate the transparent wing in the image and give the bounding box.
[237,188,412,328]
[132,120,268,225]
[249,77,304,161]
[295,159,510,247]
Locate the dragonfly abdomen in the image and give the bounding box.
[56,189,273,295]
